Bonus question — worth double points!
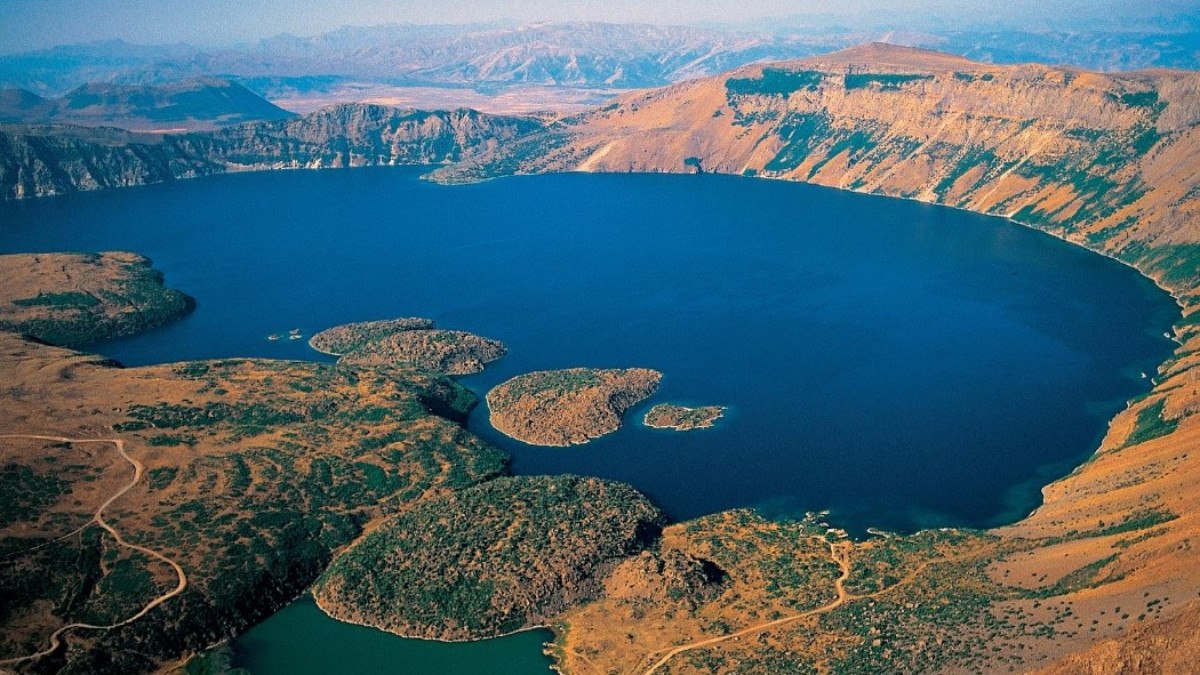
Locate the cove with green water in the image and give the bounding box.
[226,596,554,675]
[0,166,1178,673]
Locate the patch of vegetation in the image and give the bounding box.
[0,464,71,527]
[763,111,833,171]
[805,129,879,178]
[498,368,605,398]
[308,317,435,355]
[1112,90,1161,109]
[1089,509,1178,538]
[953,72,995,83]
[12,291,100,309]
[932,146,1000,198]
[183,644,250,675]
[1025,555,1120,599]
[314,476,665,640]
[725,69,825,99]
[1123,398,1179,447]
[844,73,934,90]
[1140,243,1200,287]
[147,434,195,447]
[75,549,165,625]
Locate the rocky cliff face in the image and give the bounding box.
[434,43,1200,290]
[0,104,544,199]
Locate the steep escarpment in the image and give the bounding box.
[175,104,544,170]
[433,43,1200,289]
[0,104,544,198]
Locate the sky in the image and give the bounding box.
[0,0,1192,53]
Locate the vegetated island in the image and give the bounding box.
[643,403,727,431]
[486,367,662,446]
[0,251,193,346]
[313,475,666,640]
[309,317,506,375]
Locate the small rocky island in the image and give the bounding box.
[487,367,662,446]
[644,403,727,431]
[309,317,506,375]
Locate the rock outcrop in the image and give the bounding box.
[486,367,662,446]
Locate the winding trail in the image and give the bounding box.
[636,539,976,674]
[0,434,188,669]
[640,540,852,675]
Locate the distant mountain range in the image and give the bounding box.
[0,77,294,131]
[2,21,1197,102]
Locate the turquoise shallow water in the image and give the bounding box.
[0,166,1179,672]
[230,597,554,675]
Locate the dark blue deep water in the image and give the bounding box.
[0,166,1179,673]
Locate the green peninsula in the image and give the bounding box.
[0,251,193,346]
[313,475,665,640]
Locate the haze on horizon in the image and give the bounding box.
[0,0,1195,54]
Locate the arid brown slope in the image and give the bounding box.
[313,475,665,641]
[486,368,662,446]
[1037,601,1200,675]
[0,251,193,346]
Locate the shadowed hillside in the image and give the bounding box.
[0,77,295,131]
[0,104,545,198]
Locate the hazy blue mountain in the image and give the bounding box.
[0,77,294,130]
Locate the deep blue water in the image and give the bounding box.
[0,166,1179,673]
[0,167,1177,534]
